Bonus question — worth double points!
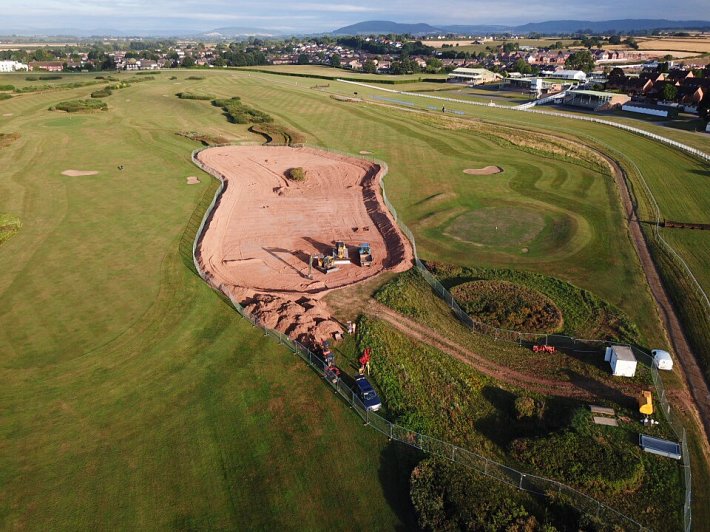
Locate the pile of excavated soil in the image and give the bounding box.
[186,176,200,184]
[61,170,98,176]
[196,145,413,345]
[463,166,503,175]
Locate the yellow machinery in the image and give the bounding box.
[313,254,338,274]
[332,241,350,264]
[638,390,654,416]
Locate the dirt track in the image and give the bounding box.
[195,145,412,344]
[607,153,710,447]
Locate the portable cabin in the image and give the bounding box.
[652,349,673,371]
[604,345,637,377]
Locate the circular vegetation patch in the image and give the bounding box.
[451,280,562,333]
[444,206,545,247]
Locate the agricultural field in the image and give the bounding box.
[636,36,710,54]
[239,63,448,83]
[1,68,707,528]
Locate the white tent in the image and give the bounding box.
[605,345,637,377]
[652,349,673,371]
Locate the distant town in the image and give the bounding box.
[1,32,709,126]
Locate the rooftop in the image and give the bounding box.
[612,345,636,362]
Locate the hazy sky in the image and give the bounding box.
[3,0,709,33]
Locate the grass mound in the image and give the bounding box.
[0,213,22,246]
[90,87,113,98]
[50,99,108,113]
[176,131,229,146]
[249,124,304,145]
[0,132,20,148]
[451,280,563,333]
[426,262,639,342]
[176,92,214,100]
[445,206,547,248]
[286,167,306,181]
[0,93,12,101]
[212,97,272,124]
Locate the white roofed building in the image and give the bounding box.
[447,67,501,85]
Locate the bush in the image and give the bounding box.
[38,75,62,80]
[51,99,108,113]
[176,92,214,100]
[212,97,273,124]
[186,76,205,80]
[0,84,15,91]
[0,94,12,101]
[25,76,38,81]
[90,88,113,98]
[514,395,544,420]
[287,167,306,181]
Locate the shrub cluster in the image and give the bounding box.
[0,84,15,91]
[176,92,214,100]
[50,99,108,113]
[90,87,113,98]
[286,167,306,181]
[212,97,272,124]
[0,94,12,101]
[451,280,563,333]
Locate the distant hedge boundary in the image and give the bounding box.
[239,68,444,85]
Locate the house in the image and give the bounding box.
[447,67,500,85]
[563,89,630,111]
[604,345,637,377]
[0,60,28,72]
[28,61,63,72]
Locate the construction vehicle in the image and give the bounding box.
[332,241,350,265]
[358,243,373,267]
[313,253,338,274]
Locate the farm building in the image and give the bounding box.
[605,345,637,377]
[447,67,501,85]
[652,349,673,371]
[563,90,630,111]
[621,102,679,119]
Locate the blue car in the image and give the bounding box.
[354,375,382,412]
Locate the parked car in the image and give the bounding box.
[354,375,382,412]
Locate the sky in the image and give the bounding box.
[2,0,709,34]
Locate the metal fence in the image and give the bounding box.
[190,144,688,531]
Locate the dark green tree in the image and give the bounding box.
[661,83,678,101]
[329,54,341,68]
[565,50,595,73]
[297,53,309,65]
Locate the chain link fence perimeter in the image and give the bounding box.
[190,145,684,531]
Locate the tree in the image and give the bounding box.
[362,59,377,74]
[661,83,678,101]
[624,37,639,49]
[297,53,309,65]
[181,56,195,68]
[608,35,621,45]
[329,54,341,68]
[513,58,532,74]
[565,50,595,73]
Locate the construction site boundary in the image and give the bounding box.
[189,144,693,530]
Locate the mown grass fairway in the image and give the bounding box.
[1,68,707,527]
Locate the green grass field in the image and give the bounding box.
[1,69,707,527]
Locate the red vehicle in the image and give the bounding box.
[532,344,556,353]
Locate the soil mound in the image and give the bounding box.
[186,176,200,184]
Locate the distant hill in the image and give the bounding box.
[332,19,710,36]
[514,19,710,33]
[332,21,442,35]
[199,26,281,38]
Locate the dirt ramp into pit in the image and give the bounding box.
[194,145,413,345]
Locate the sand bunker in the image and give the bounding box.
[186,176,200,185]
[61,170,98,176]
[2,113,13,117]
[195,145,412,345]
[359,150,372,155]
[463,166,503,175]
